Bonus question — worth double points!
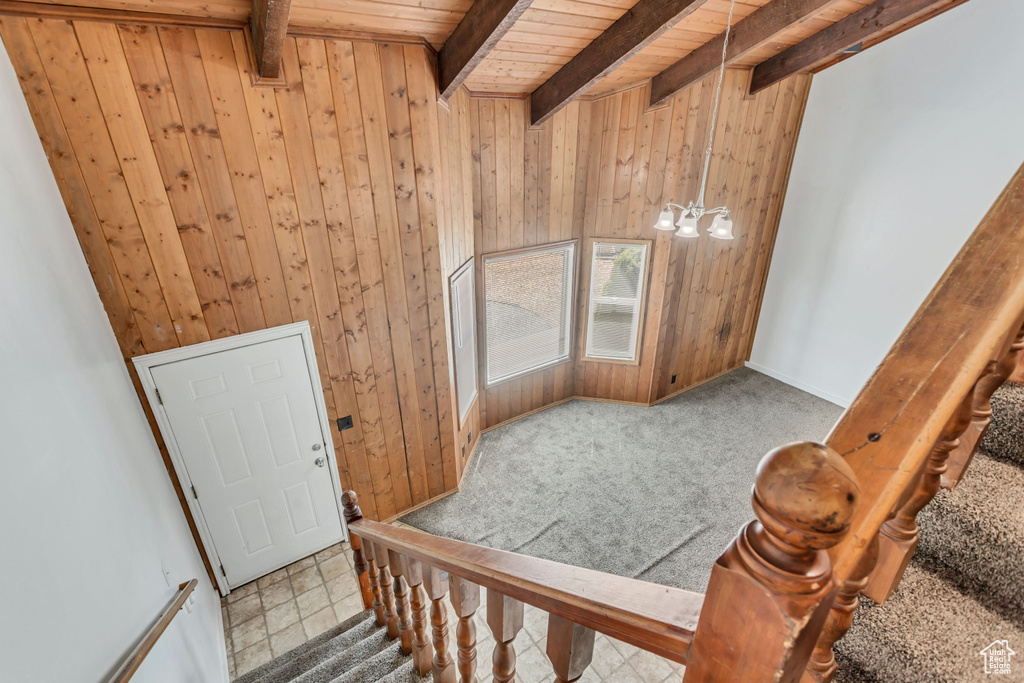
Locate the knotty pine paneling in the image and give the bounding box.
[0,17,477,527]
[472,73,809,429]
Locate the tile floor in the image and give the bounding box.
[222,536,684,682]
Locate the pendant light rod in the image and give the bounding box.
[697,0,736,210]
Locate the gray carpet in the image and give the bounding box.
[835,381,1024,682]
[402,367,844,593]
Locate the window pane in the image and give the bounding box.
[484,243,576,384]
[586,242,647,361]
[451,262,477,421]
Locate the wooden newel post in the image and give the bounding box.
[340,491,374,611]
[684,442,860,683]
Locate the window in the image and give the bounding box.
[584,240,650,362]
[450,260,478,423]
[483,241,577,385]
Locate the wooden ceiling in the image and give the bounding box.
[10,0,964,101]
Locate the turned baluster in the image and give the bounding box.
[546,613,595,683]
[422,565,456,682]
[388,549,414,653]
[804,534,880,682]
[863,391,975,603]
[340,491,374,611]
[373,542,400,639]
[449,575,480,683]
[486,589,523,683]
[400,557,434,674]
[684,442,860,683]
[943,324,1024,489]
[367,543,385,626]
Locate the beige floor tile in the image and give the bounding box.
[260,577,294,610]
[609,661,646,682]
[333,591,365,622]
[227,593,263,628]
[234,639,272,677]
[224,629,234,657]
[290,565,324,594]
[269,621,307,658]
[577,669,602,683]
[232,614,269,652]
[265,600,301,635]
[226,581,258,604]
[303,606,340,639]
[315,543,344,562]
[628,650,675,682]
[325,571,360,602]
[227,653,236,680]
[319,553,351,582]
[515,643,553,683]
[287,556,316,575]
[297,584,331,619]
[256,568,289,590]
[522,605,547,645]
[590,636,627,678]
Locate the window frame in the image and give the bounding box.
[581,237,653,366]
[481,239,579,388]
[448,258,479,428]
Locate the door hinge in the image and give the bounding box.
[190,484,198,499]
[155,387,163,405]
[219,563,227,578]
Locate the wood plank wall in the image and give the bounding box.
[0,17,477,528]
[473,74,810,429]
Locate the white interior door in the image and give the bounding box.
[150,334,344,588]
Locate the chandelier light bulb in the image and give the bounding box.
[675,209,699,237]
[709,212,734,240]
[654,208,677,231]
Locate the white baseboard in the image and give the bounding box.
[744,361,851,408]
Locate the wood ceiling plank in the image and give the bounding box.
[438,0,537,100]
[649,0,844,106]
[250,0,292,78]
[750,0,959,93]
[529,0,712,126]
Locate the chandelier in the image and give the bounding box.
[654,0,737,240]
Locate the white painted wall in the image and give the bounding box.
[0,40,228,683]
[749,0,1024,407]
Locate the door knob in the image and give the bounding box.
[312,443,322,452]
[314,457,325,468]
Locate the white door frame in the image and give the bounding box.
[133,321,349,596]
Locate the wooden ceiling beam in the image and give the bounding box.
[649,0,845,107]
[750,0,961,94]
[529,0,711,126]
[251,0,292,79]
[438,0,536,101]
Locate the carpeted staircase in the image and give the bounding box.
[234,611,427,683]
[835,381,1024,682]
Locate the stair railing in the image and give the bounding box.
[342,162,1024,681]
[803,160,1024,680]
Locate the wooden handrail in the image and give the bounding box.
[348,518,704,664]
[825,160,1024,584]
[109,579,198,683]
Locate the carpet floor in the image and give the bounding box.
[401,367,844,593]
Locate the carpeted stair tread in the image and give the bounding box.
[234,611,381,683]
[916,451,1024,622]
[376,660,430,683]
[835,561,1024,683]
[291,629,393,683]
[980,382,1024,468]
[330,640,408,683]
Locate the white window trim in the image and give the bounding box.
[449,258,479,427]
[482,240,579,387]
[582,239,652,365]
